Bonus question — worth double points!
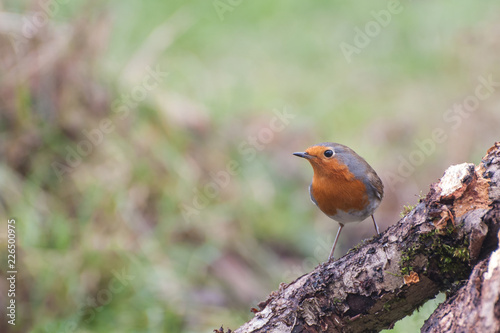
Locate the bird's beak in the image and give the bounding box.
[293,152,312,159]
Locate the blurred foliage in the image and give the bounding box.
[0,0,499,332]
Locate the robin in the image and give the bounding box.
[293,142,383,261]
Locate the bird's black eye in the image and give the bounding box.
[324,149,334,157]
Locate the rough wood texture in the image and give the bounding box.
[421,143,500,333]
[421,228,500,333]
[233,142,500,333]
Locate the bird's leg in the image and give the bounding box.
[371,215,380,235]
[328,223,344,261]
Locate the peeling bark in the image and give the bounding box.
[232,142,500,333]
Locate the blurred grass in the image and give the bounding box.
[0,0,499,332]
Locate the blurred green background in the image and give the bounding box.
[0,0,499,332]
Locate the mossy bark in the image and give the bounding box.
[421,217,500,332]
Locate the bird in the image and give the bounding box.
[293,142,384,261]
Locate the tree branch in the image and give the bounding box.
[233,142,500,333]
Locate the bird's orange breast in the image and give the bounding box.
[310,159,369,217]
